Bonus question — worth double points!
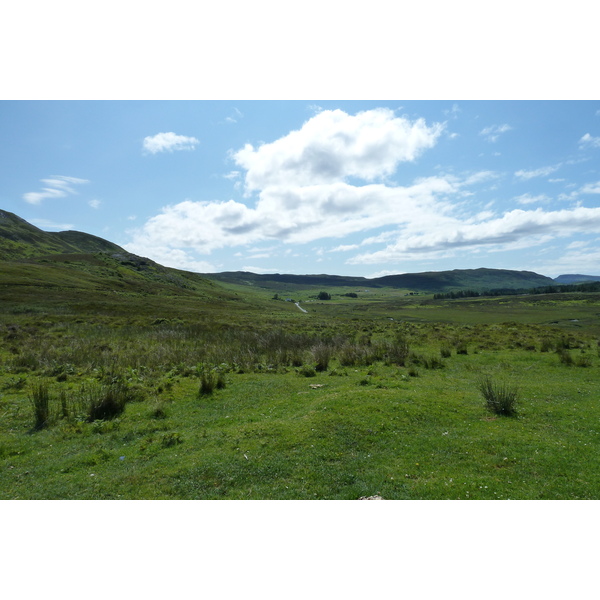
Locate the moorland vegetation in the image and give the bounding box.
[1,210,600,499]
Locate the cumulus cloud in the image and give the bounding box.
[579,133,600,148]
[479,124,512,142]
[128,109,447,262]
[126,107,600,273]
[126,175,464,257]
[142,132,199,154]
[23,175,89,205]
[232,108,444,192]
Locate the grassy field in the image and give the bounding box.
[1,274,599,499]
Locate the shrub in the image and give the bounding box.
[338,344,361,367]
[198,368,226,396]
[386,335,410,366]
[455,342,468,355]
[557,349,574,365]
[160,432,183,448]
[478,376,518,416]
[298,365,317,377]
[575,354,592,368]
[312,344,332,372]
[440,345,452,358]
[149,401,168,419]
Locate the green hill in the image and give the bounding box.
[375,268,554,292]
[0,209,123,259]
[204,267,555,294]
[0,209,252,320]
[0,209,558,315]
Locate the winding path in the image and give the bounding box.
[295,302,308,313]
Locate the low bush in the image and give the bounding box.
[298,365,317,377]
[312,344,332,372]
[557,349,574,365]
[198,368,226,396]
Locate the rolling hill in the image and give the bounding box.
[0,209,247,319]
[203,267,555,294]
[0,209,577,302]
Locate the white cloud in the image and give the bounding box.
[580,181,600,194]
[241,265,286,274]
[443,104,461,119]
[331,244,360,252]
[348,206,600,265]
[515,165,560,180]
[126,108,600,274]
[30,218,74,230]
[479,124,512,142]
[142,132,199,154]
[128,109,448,268]
[514,193,550,205]
[579,133,600,148]
[23,175,89,205]
[122,242,217,273]
[88,199,101,209]
[232,108,444,192]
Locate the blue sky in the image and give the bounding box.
[2,100,600,278]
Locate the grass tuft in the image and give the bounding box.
[478,375,518,416]
[29,380,51,430]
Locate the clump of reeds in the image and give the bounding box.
[478,376,518,417]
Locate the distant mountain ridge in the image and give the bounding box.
[204,267,555,293]
[553,274,600,284]
[1,209,594,294]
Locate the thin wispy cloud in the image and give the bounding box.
[142,132,199,154]
[22,175,89,205]
[579,133,600,148]
[515,165,560,180]
[224,108,243,124]
[479,124,512,142]
[29,218,74,230]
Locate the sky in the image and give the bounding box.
[2,100,600,278]
[2,1,598,590]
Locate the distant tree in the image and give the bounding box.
[317,291,331,300]
[272,293,279,300]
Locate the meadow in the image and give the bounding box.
[1,280,599,499]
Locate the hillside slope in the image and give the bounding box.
[376,268,554,292]
[0,209,254,319]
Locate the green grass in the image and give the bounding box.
[2,299,600,499]
[2,242,600,499]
